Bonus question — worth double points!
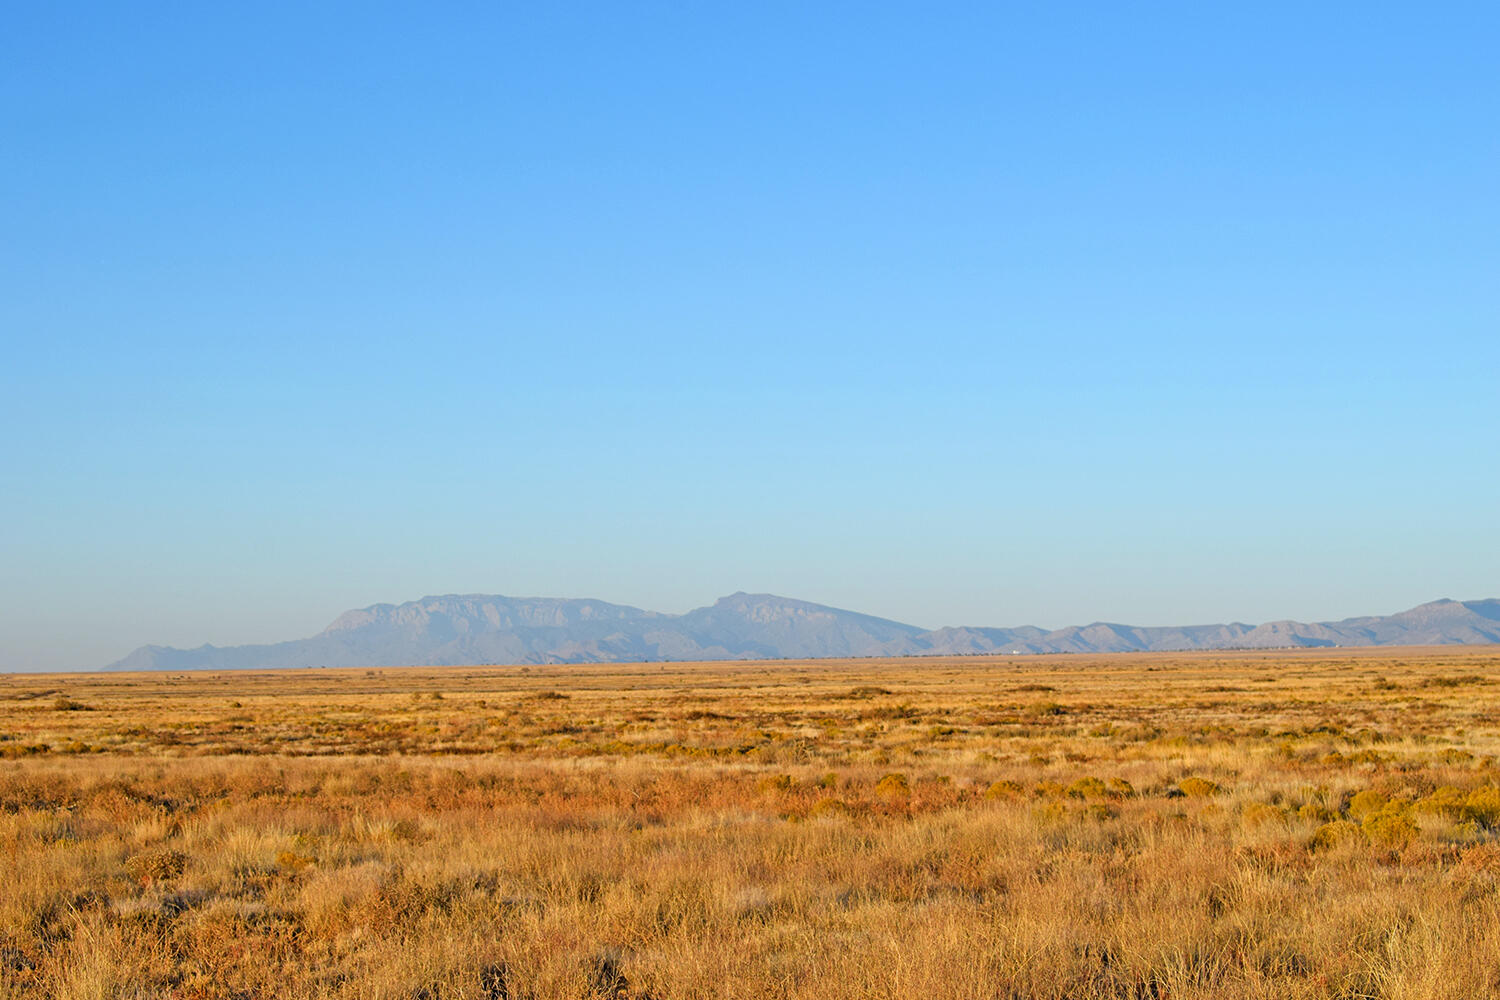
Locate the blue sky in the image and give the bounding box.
[2,4,1497,670]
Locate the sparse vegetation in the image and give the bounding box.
[3,646,1500,997]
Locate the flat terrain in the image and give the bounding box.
[4,647,1500,999]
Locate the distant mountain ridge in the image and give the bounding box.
[107,594,1500,670]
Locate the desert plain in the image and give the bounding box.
[4,646,1500,999]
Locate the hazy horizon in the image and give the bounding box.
[17,589,1500,673]
[4,5,1497,671]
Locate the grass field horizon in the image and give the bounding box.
[6,645,1500,998]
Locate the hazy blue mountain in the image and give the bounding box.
[109,595,666,670]
[107,595,1500,670]
[1231,599,1500,648]
[669,592,928,659]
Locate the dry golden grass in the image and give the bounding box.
[4,646,1500,998]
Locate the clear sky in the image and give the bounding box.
[2,4,1497,670]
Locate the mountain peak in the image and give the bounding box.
[108,595,1500,671]
[715,591,792,605]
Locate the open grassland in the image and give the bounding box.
[5,647,1500,999]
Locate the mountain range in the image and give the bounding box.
[107,593,1500,670]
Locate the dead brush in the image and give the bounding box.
[124,848,188,886]
[842,686,893,698]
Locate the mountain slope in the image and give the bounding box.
[107,595,1500,670]
[669,593,928,659]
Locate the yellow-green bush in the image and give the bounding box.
[1031,801,1068,823]
[983,779,1023,800]
[1178,777,1221,798]
[1066,777,1108,800]
[1243,802,1288,827]
[1310,820,1364,851]
[1416,785,1467,819]
[1347,789,1388,820]
[1362,808,1419,848]
[1298,802,1335,823]
[1465,786,1500,826]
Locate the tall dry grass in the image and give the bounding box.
[2,647,1500,998]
